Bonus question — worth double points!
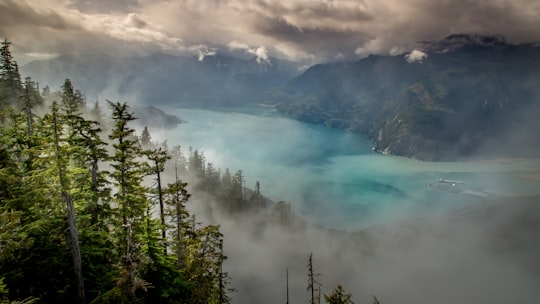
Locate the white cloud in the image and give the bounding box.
[190,45,217,61]
[389,46,407,56]
[355,37,386,58]
[405,49,428,63]
[334,52,346,61]
[228,41,270,64]
[79,13,184,51]
[3,0,540,63]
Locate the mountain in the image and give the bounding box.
[274,35,540,160]
[21,52,302,106]
[20,35,540,160]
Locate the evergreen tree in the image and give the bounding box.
[183,224,230,304]
[249,181,265,207]
[169,145,188,174]
[188,148,206,182]
[108,101,150,303]
[323,285,354,304]
[140,126,152,147]
[165,178,191,270]
[0,39,21,106]
[145,147,170,250]
[48,101,86,304]
[21,77,42,136]
[307,253,322,304]
[61,79,85,117]
[204,162,220,194]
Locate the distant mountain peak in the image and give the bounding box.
[421,34,508,54]
[443,34,506,44]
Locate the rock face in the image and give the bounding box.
[275,35,540,161]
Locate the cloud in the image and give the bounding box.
[405,49,428,63]
[3,0,540,64]
[228,41,270,64]
[334,52,346,61]
[355,37,387,57]
[389,46,407,56]
[190,45,217,62]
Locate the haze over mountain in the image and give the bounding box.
[21,34,540,160]
[21,52,301,106]
[276,34,540,160]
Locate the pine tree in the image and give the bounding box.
[323,285,354,304]
[61,79,84,117]
[108,101,150,303]
[184,224,230,304]
[145,147,171,251]
[21,77,41,136]
[249,181,265,208]
[0,39,22,106]
[48,101,86,304]
[140,126,152,147]
[307,253,322,304]
[165,178,191,270]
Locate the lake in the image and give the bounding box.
[156,105,540,230]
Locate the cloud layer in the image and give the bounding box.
[1,0,540,64]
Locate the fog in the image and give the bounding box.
[155,106,540,228]
[147,105,540,303]
[186,180,540,304]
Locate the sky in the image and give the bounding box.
[1,0,540,65]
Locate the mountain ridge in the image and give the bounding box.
[21,51,302,106]
[274,34,540,160]
[20,34,540,161]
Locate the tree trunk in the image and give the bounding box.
[64,191,86,304]
[156,164,166,253]
[52,104,86,304]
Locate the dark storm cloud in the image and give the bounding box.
[3,0,540,63]
[252,15,371,59]
[69,0,142,14]
[0,0,187,64]
[0,0,76,30]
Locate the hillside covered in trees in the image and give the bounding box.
[3,38,540,304]
[0,38,299,304]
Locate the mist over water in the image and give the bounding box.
[149,105,540,304]
[156,105,540,230]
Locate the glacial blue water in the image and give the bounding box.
[156,105,540,229]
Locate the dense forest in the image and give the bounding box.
[0,39,362,304]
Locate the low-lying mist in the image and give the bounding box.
[186,190,540,304]
[153,106,540,229]
[143,105,540,304]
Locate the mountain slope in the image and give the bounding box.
[21,52,301,106]
[275,35,540,160]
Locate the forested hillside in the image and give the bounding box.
[0,38,294,304]
[4,37,540,304]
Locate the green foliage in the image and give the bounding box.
[0,84,219,303]
[0,39,21,107]
[0,45,279,304]
[323,285,354,304]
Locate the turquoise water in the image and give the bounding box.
[156,105,540,229]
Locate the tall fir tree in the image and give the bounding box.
[0,39,22,106]
[108,101,150,303]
